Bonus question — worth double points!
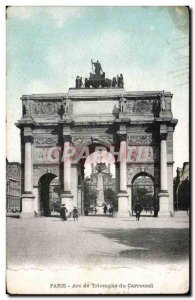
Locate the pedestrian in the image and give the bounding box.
[109,204,113,214]
[103,204,108,215]
[134,202,142,221]
[72,207,79,221]
[60,204,68,221]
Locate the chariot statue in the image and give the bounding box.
[75,60,124,89]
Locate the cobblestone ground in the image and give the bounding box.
[6,214,189,270]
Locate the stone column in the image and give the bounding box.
[127,185,132,215]
[21,136,35,218]
[158,133,170,216]
[33,186,39,215]
[167,164,174,216]
[60,135,74,214]
[77,187,82,213]
[64,140,71,192]
[24,140,32,192]
[115,163,120,195]
[81,166,85,215]
[117,135,129,218]
[120,140,127,191]
[70,164,78,208]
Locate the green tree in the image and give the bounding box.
[133,187,154,208]
[104,188,118,210]
[84,181,97,208]
[178,179,190,211]
[53,185,61,196]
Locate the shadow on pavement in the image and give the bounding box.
[6,214,20,218]
[84,227,189,263]
[86,214,113,218]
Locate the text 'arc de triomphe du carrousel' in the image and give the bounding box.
[16,60,178,218]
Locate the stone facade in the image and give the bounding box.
[174,162,189,211]
[6,159,21,212]
[16,85,177,218]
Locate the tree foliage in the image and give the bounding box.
[84,182,97,208]
[104,188,118,210]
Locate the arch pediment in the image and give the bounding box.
[33,166,60,186]
[127,164,159,185]
[72,135,113,149]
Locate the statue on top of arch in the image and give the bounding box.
[75,60,124,89]
[91,60,103,76]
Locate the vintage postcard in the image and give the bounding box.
[6,6,190,295]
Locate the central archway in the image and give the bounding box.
[81,143,117,216]
[38,173,57,216]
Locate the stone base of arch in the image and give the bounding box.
[20,193,35,218]
[60,193,74,217]
[158,191,170,217]
[117,192,130,218]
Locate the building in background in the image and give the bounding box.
[85,163,115,209]
[6,159,21,212]
[88,163,115,191]
[49,177,61,213]
[174,162,189,211]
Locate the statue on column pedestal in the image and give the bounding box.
[58,104,65,120]
[160,91,166,111]
[64,97,71,114]
[23,97,31,116]
[58,97,71,119]
[119,94,127,113]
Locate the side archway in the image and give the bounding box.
[38,173,58,216]
[131,172,157,217]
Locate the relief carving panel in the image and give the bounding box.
[125,99,159,115]
[72,135,113,147]
[34,136,58,145]
[33,146,62,163]
[127,146,159,162]
[128,135,152,145]
[24,100,73,116]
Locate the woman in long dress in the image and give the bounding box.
[60,204,68,221]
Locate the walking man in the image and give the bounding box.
[134,202,142,221]
[103,204,108,215]
[72,206,79,221]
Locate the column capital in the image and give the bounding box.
[23,135,34,143]
[63,135,72,143]
[118,133,127,142]
[160,133,168,141]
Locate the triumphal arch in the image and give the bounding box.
[16,61,177,218]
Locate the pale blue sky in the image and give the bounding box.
[6,6,189,175]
